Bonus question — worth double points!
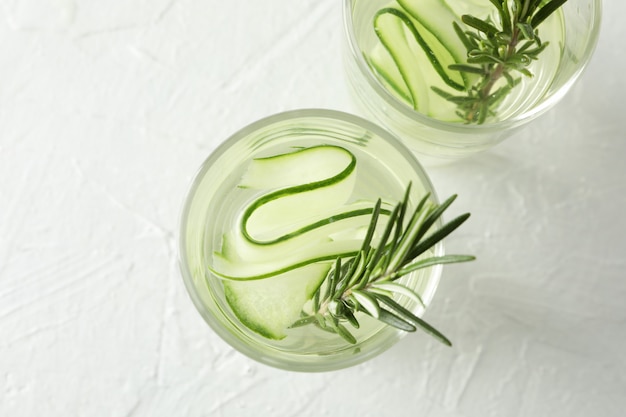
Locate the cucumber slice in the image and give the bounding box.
[224,263,331,340]
[212,215,372,280]
[366,43,413,106]
[374,8,431,113]
[396,0,470,83]
[404,16,466,120]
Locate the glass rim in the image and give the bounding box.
[342,0,603,133]
[178,108,445,372]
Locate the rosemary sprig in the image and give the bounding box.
[290,183,474,345]
[434,0,568,124]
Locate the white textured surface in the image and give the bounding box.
[1,0,624,416]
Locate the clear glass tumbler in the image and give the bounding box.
[179,109,444,371]
[343,0,602,165]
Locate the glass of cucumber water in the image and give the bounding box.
[179,110,447,371]
[343,0,601,164]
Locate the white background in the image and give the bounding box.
[1,0,624,416]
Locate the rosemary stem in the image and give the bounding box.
[465,26,520,122]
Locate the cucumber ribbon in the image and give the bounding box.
[211,145,391,281]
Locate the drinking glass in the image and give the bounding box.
[179,109,444,371]
[343,0,602,164]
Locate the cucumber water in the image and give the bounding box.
[179,111,443,360]
[210,143,431,352]
[357,0,566,123]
